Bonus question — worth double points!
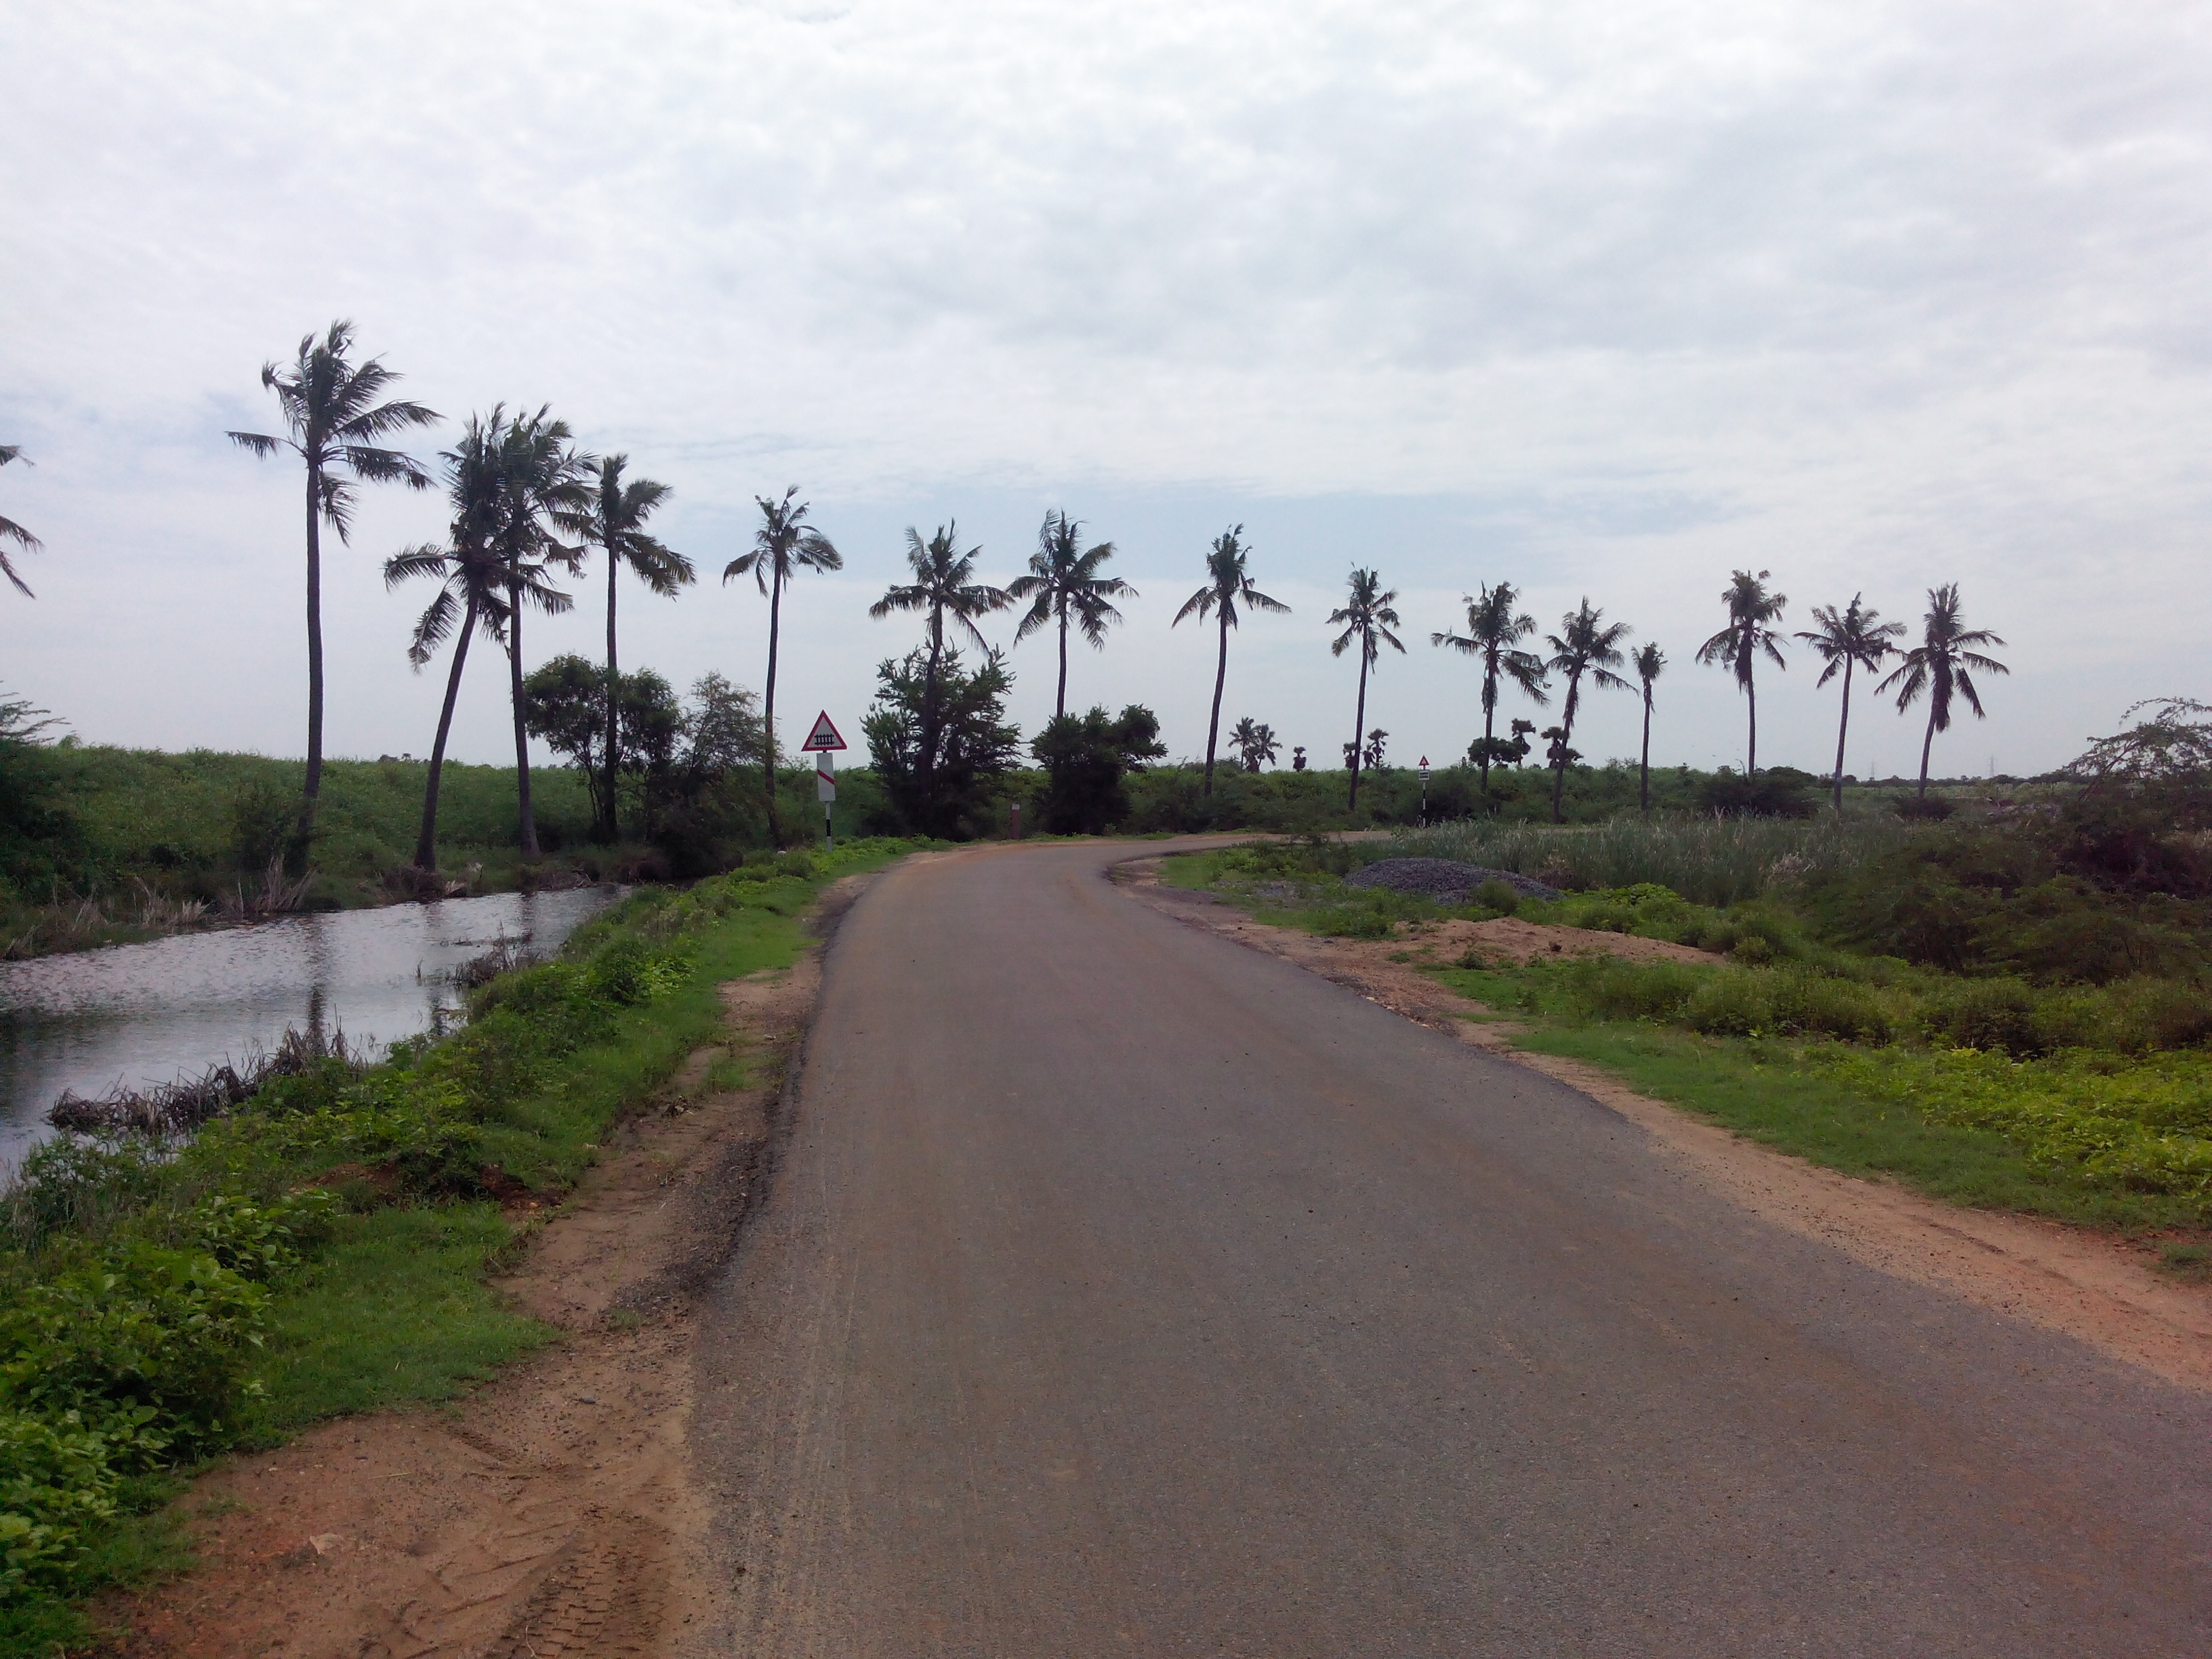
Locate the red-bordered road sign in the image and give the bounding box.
[800,710,847,752]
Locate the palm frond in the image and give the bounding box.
[226,430,289,459]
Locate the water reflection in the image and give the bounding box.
[0,886,621,1168]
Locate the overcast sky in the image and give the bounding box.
[3,0,2207,781]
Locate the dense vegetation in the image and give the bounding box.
[0,837,918,1645]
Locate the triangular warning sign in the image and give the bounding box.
[799,710,847,751]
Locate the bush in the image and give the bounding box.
[1472,879,1521,917]
[1893,795,1956,821]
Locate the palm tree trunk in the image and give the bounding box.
[1348,648,1370,811]
[920,611,943,828]
[763,570,784,845]
[601,549,619,842]
[1551,676,1579,823]
[1917,704,1938,797]
[1479,669,1496,802]
[1056,602,1069,721]
[509,581,539,859]
[1746,672,1758,777]
[298,464,324,866]
[415,597,478,872]
[1830,659,1853,814]
[1639,688,1652,815]
[1202,614,1228,797]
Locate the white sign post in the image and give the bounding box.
[800,710,848,851]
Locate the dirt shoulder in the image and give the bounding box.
[1121,859,2212,1394]
[89,872,878,1658]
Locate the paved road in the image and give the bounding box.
[695,840,2212,1656]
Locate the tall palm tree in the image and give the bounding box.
[487,408,590,859]
[1878,583,2009,798]
[581,456,689,842]
[384,410,562,872]
[0,445,42,597]
[868,522,1008,811]
[1172,526,1290,796]
[726,487,841,845]
[1432,581,1548,800]
[1797,594,1905,813]
[1633,642,1666,815]
[1008,510,1135,720]
[1228,716,1279,773]
[1696,569,1788,775]
[1328,568,1406,811]
[228,321,438,855]
[1542,600,1633,823]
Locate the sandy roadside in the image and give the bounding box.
[1120,858,2212,1395]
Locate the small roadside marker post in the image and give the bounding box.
[1418,756,1431,825]
[800,710,848,852]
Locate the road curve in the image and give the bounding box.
[693,838,2212,1656]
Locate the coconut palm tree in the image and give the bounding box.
[1878,583,2009,798]
[1328,568,1406,811]
[726,487,842,844]
[1696,569,1788,775]
[1542,600,1633,823]
[1228,717,1279,772]
[581,456,689,842]
[1432,581,1548,801]
[487,408,591,859]
[1797,594,1905,813]
[1173,526,1290,796]
[228,321,438,855]
[1633,642,1665,815]
[869,522,1008,811]
[1008,511,1134,721]
[0,445,42,597]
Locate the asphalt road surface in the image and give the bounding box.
[695,839,2212,1656]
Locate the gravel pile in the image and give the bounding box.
[1344,858,1563,904]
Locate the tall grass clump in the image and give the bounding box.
[1388,814,1906,907]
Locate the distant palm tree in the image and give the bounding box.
[1174,526,1291,796]
[1008,511,1134,721]
[1797,594,1904,813]
[1542,600,1633,823]
[581,457,689,842]
[0,445,42,597]
[385,410,563,872]
[1328,568,1406,811]
[1433,581,1548,801]
[1696,569,1788,775]
[869,522,1008,810]
[1633,643,1666,815]
[1229,717,1279,773]
[728,487,842,844]
[228,321,438,855]
[1878,583,2009,798]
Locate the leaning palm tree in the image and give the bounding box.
[1633,642,1665,815]
[228,321,438,855]
[868,522,1008,811]
[1542,600,1633,823]
[726,487,841,844]
[1008,510,1134,721]
[0,445,42,597]
[581,456,689,841]
[1797,594,1905,813]
[1696,569,1788,775]
[1433,581,1548,800]
[1328,568,1406,811]
[1172,526,1290,796]
[1878,583,2009,798]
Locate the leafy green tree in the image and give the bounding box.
[862,646,1021,838]
[1696,569,1788,775]
[1879,583,2009,798]
[0,691,77,893]
[1542,600,1633,822]
[726,487,841,845]
[1,445,43,597]
[1032,704,1165,833]
[1327,568,1404,810]
[1797,594,1904,812]
[1633,642,1666,815]
[227,321,438,855]
[1172,527,1290,796]
[1228,717,1279,772]
[523,653,684,834]
[579,456,689,842]
[1433,582,1548,800]
[868,523,1008,820]
[1008,511,1134,720]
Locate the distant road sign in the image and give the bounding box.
[800,710,848,752]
